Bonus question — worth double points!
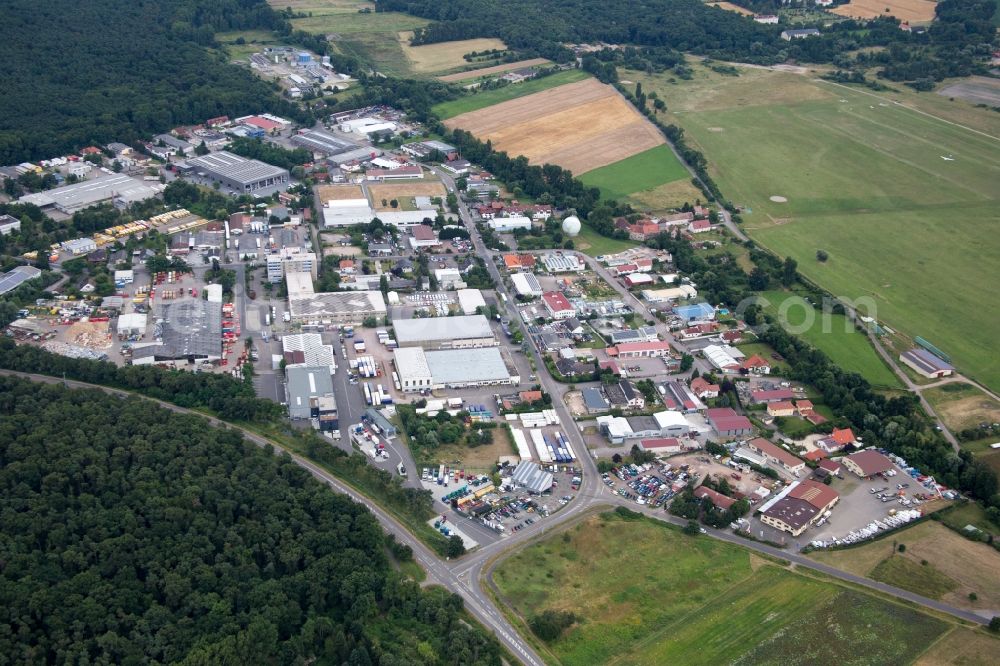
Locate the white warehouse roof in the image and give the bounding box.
[425,347,511,385]
[393,315,494,345]
[456,289,486,315]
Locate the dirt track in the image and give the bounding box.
[444,78,664,174]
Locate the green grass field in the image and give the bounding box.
[577,144,689,200]
[757,290,902,388]
[870,555,959,599]
[493,512,949,665]
[629,63,1000,393]
[571,224,638,257]
[432,69,591,119]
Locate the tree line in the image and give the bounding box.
[0,0,308,164]
[0,376,502,664]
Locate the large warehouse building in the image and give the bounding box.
[182,151,288,195]
[290,129,358,155]
[393,346,517,391]
[285,271,386,325]
[131,299,221,366]
[19,174,161,214]
[393,315,496,349]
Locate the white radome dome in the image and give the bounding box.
[562,215,581,236]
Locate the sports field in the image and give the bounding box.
[443,78,665,174]
[830,0,938,23]
[438,58,550,82]
[397,31,506,74]
[756,290,902,387]
[578,145,689,201]
[629,62,1000,393]
[810,520,1000,610]
[433,69,590,118]
[493,512,950,665]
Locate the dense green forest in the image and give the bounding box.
[0,0,305,164]
[0,376,503,664]
[380,0,996,84]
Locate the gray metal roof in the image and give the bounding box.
[425,347,511,384]
[185,150,288,186]
[0,265,41,295]
[290,129,358,155]
[511,461,553,494]
[289,290,386,319]
[393,315,493,344]
[286,365,334,415]
[156,299,222,359]
[18,174,159,210]
[582,387,609,411]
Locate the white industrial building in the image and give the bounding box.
[183,151,289,195]
[393,346,516,391]
[323,198,374,227]
[433,268,464,289]
[488,216,532,232]
[116,313,147,336]
[456,289,487,315]
[0,265,41,295]
[282,333,335,373]
[702,344,745,372]
[62,237,97,255]
[0,214,21,235]
[285,271,387,324]
[542,253,584,272]
[511,272,543,297]
[286,365,336,420]
[393,315,496,349]
[338,117,397,134]
[19,174,161,214]
[376,210,438,228]
[653,410,692,437]
[641,285,698,303]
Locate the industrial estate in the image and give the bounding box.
[1,0,999,663]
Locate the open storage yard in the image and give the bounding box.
[809,519,1000,611]
[493,511,960,666]
[829,0,939,23]
[629,61,1000,393]
[443,77,665,175]
[438,58,551,82]
[397,32,507,74]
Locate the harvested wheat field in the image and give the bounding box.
[444,78,664,174]
[398,32,507,73]
[316,184,366,204]
[708,2,755,15]
[831,0,937,23]
[438,58,550,82]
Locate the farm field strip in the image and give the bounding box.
[432,69,591,118]
[438,58,550,82]
[397,32,507,73]
[578,144,690,200]
[830,0,938,23]
[444,78,665,174]
[631,63,1000,392]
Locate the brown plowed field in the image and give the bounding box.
[444,78,664,174]
[830,0,937,23]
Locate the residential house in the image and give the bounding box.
[691,377,720,399]
[766,401,796,418]
[606,380,645,410]
[741,354,771,375]
[694,485,736,510]
[817,427,856,453]
[747,437,805,474]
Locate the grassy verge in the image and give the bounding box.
[433,69,591,118]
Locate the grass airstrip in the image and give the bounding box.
[627,61,1000,393]
[493,511,979,666]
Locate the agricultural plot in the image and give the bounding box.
[629,63,1000,393]
[809,520,1000,611]
[924,383,1000,432]
[438,58,550,82]
[578,145,689,201]
[914,628,1000,666]
[829,0,938,23]
[397,32,507,74]
[443,78,665,174]
[494,512,950,666]
[273,0,430,76]
[706,1,755,15]
[432,69,590,118]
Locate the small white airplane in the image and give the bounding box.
[940,155,955,161]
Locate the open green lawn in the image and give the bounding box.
[571,224,638,257]
[432,69,591,119]
[494,512,949,665]
[756,290,902,388]
[578,145,689,200]
[629,63,1000,393]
